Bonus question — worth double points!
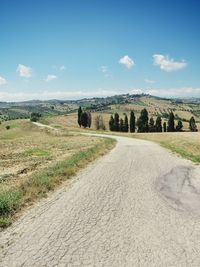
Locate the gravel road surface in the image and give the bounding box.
[1,135,200,267]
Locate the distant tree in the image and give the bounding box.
[167,112,175,132]
[176,120,183,132]
[80,112,88,128]
[5,125,10,130]
[163,122,167,132]
[78,106,82,127]
[109,115,115,131]
[155,116,162,132]
[124,114,129,132]
[189,116,198,132]
[114,113,119,131]
[30,112,41,122]
[95,115,106,130]
[95,115,100,130]
[119,118,124,132]
[130,111,135,133]
[137,108,149,133]
[149,117,155,132]
[87,112,92,128]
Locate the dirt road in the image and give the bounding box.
[1,135,200,266]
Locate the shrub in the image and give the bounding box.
[0,189,22,216]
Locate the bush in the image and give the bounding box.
[5,125,10,130]
[30,112,41,122]
[0,189,22,216]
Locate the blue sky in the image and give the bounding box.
[0,0,200,101]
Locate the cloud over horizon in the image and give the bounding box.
[153,54,187,72]
[16,64,32,78]
[119,55,135,69]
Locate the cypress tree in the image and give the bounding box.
[78,106,82,127]
[130,111,135,133]
[163,122,167,132]
[137,108,149,132]
[114,113,119,131]
[119,118,124,132]
[149,117,155,132]
[189,116,198,132]
[124,114,129,132]
[80,112,88,128]
[176,120,183,132]
[155,116,162,132]
[87,112,92,128]
[109,115,115,131]
[167,112,175,132]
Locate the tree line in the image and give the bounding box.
[109,109,198,133]
[77,106,198,132]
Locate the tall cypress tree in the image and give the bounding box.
[155,116,162,132]
[109,115,115,131]
[119,118,124,132]
[149,117,155,132]
[124,114,129,132]
[167,112,175,132]
[87,112,92,128]
[78,106,82,127]
[130,111,135,133]
[80,112,88,128]
[189,116,198,132]
[163,122,167,132]
[114,113,119,131]
[137,108,149,132]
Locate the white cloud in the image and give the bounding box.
[119,55,135,69]
[145,79,156,84]
[153,54,187,72]
[16,64,32,78]
[45,74,57,82]
[60,65,66,71]
[0,76,7,86]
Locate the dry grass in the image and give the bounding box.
[131,131,200,163]
[0,119,116,227]
[0,120,103,186]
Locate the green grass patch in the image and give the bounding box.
[0,189,22,216]
[24,148,50,157]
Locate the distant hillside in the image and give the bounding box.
[0,94,200,122]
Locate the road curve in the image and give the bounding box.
[1,135,200,267]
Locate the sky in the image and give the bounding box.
[0,0,200,101]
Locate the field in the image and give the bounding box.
[0,119,116,227]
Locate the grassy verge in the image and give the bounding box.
[130,132,200,164]
[0,137,116,228]
[158,141,200,163]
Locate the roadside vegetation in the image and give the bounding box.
[0,120,116,228]
[131,132,200,163]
